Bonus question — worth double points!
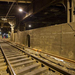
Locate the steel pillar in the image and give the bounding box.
[11,25,14,41]
[67,0,74,23]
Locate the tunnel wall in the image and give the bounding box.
[14,22,75,60]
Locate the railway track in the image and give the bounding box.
[0,47,9,75]
[0,40,73,75]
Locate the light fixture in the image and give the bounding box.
[19,8,23,12]
[29,25,31,28]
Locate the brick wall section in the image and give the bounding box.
[14,22,75,60]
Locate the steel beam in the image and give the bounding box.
[0,26,10,28]
[23,0,66,20]
[67,0,74,23]
[11,25,14,41]
[0,0,31,3]
[0,20,8,23]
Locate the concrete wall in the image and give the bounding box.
[14,22,75,60]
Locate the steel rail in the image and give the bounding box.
[11,41,75,64]
[0,45,16,75]
[6,42,71,75]
[19,50,71,75]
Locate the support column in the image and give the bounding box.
[11,25,14,41]
[67,0,74,23]
[71,0,74,22]
[67,0,70,23]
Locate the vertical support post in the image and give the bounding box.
[11,25,14,41]
[71,0,74,22]
[67,0,74,23]
[67,0,70,23]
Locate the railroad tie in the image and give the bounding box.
[12,60,36,67]
[16,63,40,75]
[25,67,47,75]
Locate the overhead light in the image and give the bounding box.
[19,8,23,12]
[29,25,31,28]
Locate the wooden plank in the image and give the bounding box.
[12,60,35,67]
[0,62,6,66]
[6,54,23,57]
[8,55,27,60]
[25,67,47,75]
[16,63,40,75]
[10,58,30,64]
[0,66,7,70]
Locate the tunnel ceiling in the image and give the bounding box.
[0,0,32,32]
[20,0,67,31]
[0,0,75,31]
[23,5,67,24]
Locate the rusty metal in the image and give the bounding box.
[26,67,47,75]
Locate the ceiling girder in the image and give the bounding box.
[0,20,8,23]
[0,26,10,28]
[0,16,15,18]
[0,0,31,3]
